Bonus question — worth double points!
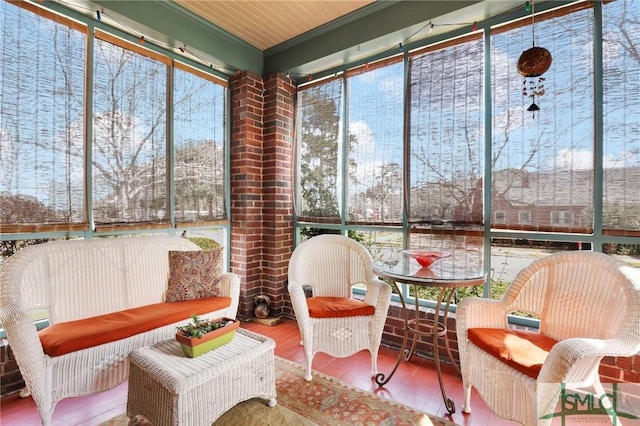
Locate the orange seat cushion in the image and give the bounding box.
[467,328,558,379]
[307,296,375,318]
[39,297,231,357]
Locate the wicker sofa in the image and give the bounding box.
[0,236,240,426]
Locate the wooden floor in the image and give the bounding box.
[0,319,514,426]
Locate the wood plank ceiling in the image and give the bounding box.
[174,0,374,51]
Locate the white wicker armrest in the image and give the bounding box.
[287,280,311,323]
[0,304,47,403]
[287,279,312,359]
[540,336,638,385]
[363,277,390,308]
[218,272,241,317]
[456,296,510,331]
[367,278,392,331]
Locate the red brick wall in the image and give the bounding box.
[601,354,640,383]
[380,301,461,365]
[0,340,24,396]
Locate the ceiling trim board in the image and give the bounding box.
[93,0,263,75]
[263,0,481,77]
[264,0,394,55]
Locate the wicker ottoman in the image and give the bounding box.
[127,328,276,426]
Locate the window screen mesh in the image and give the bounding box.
[347,60,404,225]
[174,65,227,222]
[92,36,167,224]
[0,2,86,227]
[295,78,343,222]
[408,36,484,228]
[602,0,640,235]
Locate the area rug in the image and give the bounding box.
[102,356,458,426]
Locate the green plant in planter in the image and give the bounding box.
[176,315,239,357]
[176,314,232,338]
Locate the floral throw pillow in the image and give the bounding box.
[165,248,223,302]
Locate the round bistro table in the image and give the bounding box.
[373,254,486,414]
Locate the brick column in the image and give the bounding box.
[229,72,295,320]
[229,71,265,320]
[262,74,295,317]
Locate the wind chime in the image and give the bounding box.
[517,0,552,118]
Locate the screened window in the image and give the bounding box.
[408,35,484,228]
[174,64,227,223]
[519,211,531,225]
[491,4,595,233]
[92,32,169,226]
[346,59,404,225]
[602,0,640,236]
[0,1,86,231]
[295,77,343,222]
[406,34,484,266]
[551,211,572,226]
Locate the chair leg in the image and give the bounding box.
[370,350,379,377]
[19,386,30,398]
[303,344,313,381]
[304,356,313,381]
[462,384,472,414]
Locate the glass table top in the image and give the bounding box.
[373,253,486,287]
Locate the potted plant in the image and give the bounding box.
[175,315,239,358]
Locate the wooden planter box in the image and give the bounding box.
[175,317,240,358]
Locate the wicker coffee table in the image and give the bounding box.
[127,328,276,426]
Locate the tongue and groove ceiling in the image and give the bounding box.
[174,1,375,51]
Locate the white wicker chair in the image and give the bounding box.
[288,234,392,381]
[456,251,640,426]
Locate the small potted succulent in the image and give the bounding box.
[176,314,239,357]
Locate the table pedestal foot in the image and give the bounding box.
[376,278,409,387]
[445,398,456,414]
